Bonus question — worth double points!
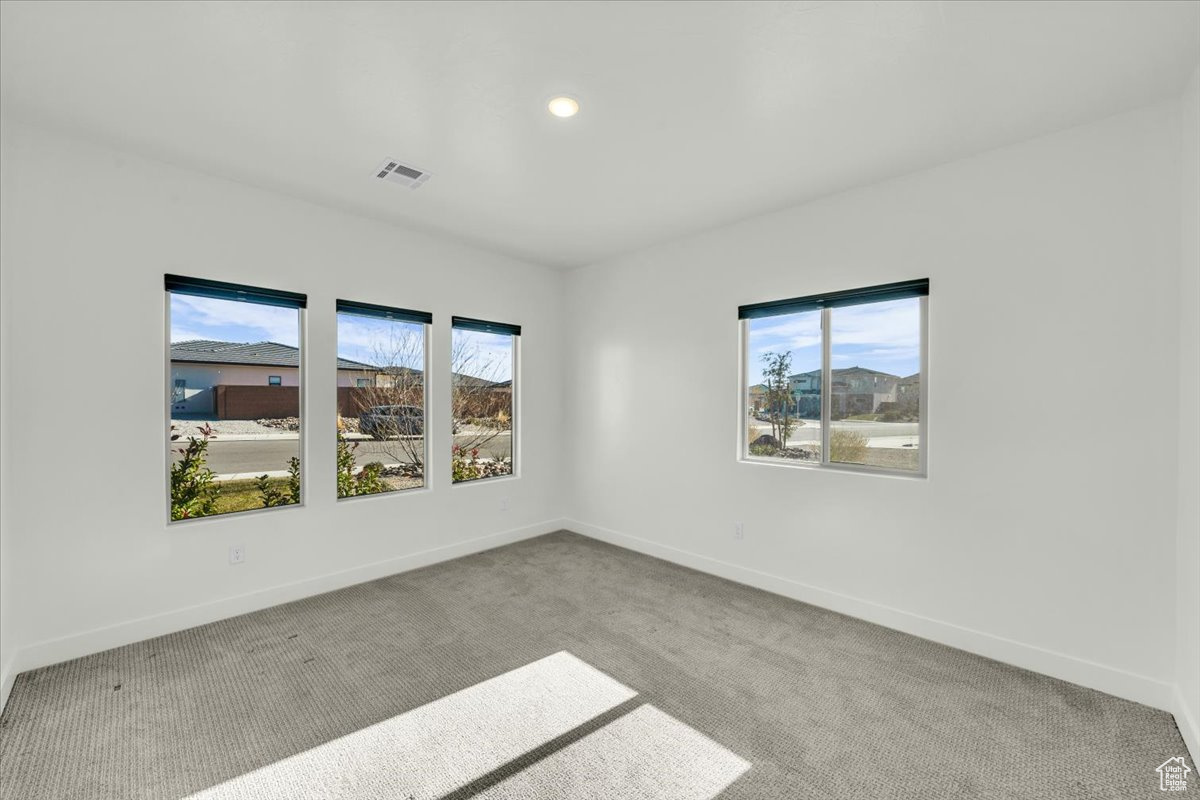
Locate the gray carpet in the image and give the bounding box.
[0,531,1188,799]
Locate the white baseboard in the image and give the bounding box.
[565,519,1177,714]
[5,516,1189,755]
[0,655,15,719]
[1175,684,1200,764]
[0,518,566,714]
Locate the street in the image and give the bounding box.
[170,432,512,476]
[750,418,919,448]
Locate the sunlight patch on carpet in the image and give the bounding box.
[475,704,751,800]
[186,651,636,800]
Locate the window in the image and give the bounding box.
[166,274,305,521]
[740,279,927,475]
[336,299,432,497]
[451,316,518,483]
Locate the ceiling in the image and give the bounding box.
[2,1,1197,269]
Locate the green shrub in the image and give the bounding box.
[451,444,483,482]
[170,424,220,520]
[258,457,301,507]
[451,445,512,482]
[353,461,387,495]
[337,431,389,498]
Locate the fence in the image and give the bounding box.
[214,386,298,420]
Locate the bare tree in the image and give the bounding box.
[450,332,512,468]
[348,326,426,472]
[342,325,512,477]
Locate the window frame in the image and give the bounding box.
[268,375,282,386]
[739,287,928,479]
[335,299,432,501]
[449,316,520,486]
[164,275,307,525]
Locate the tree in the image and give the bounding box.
[351,325,427,474]
[760,351,795,449]
[449,333,511,472]
[346,325,512,481]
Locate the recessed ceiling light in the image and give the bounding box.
[548,96,579,118]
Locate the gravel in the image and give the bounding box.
[170,418,293,437]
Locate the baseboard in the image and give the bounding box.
[1175,684,1200,763]
[0,518,566,715]
[565,519,1177,714]
[0,655,15,718]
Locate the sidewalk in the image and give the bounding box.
[212,469,292,481]
[212,459,403,482]
[200,433,299,442]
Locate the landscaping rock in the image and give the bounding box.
[256,416,300,432]
[751,434,781,449]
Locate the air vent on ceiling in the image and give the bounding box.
[375,159,431,189]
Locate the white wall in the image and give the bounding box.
[564,101,1184,711]
[0,90,1195,755]
[0,120,566,709]
[1176,66,1200,761]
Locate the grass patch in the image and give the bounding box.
[212,477,297,515]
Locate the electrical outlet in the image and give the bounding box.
[229,545,245,565]
[500,496,509,511]
[734,522,744,540]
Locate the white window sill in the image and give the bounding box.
[739,455,926,480]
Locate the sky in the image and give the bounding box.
[169,295,511,381]
[172,293,909,386]
[338,316,512,381]
[747,297,920,385]
[170,294,300,347]
[336,313,424,371]
[450,328,513,382]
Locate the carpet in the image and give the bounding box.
[0,531,1189,798]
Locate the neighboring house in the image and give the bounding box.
[789,370,823,418]
[170,340,378,415]
[748,384,767,413]
[453,376,513,418]
[788,366,903,418]
[896,372,921,412]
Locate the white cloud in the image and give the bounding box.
[170,295,300,345]
[453,330,513,382]
[830,299,919,348]
[748,314,822,351]
[336,315,424,368]
[747,299,920,378]
[169,328,210,343]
